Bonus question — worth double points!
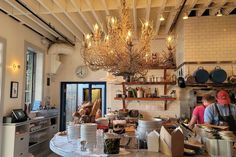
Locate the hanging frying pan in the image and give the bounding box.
[210,66,227,83]
[178,68,186,88]
[193,67,209,83]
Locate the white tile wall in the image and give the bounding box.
[184,16,236,62]
[176,15,236,118]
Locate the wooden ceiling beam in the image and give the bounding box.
[187,0,198,16]
[146,0,152,21]
[164,0,182,35]
[223,6,235,15]
[84,0,105,32]
[36,0,81,41]
[132,0,137,38]
[52,0,87,36]
[0,1,54,40]
[4,0,58,37]
[210,0,228,16]
[155,0,167,36]
[197,0,213,16]
[102,0,110,16]
[70,0,93,32]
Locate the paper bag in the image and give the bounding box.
[159,126,184,157]
[147,130,160,152]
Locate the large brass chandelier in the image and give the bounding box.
[81,0,154,78]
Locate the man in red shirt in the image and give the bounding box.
[188,94,215,129]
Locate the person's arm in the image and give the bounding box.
[188,115,198,129]
[188,107,199,129]
[204,106,213,124]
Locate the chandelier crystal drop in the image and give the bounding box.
[81,0,154,78]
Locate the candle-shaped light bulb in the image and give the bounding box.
[167,36,172,42]
[86,34,90,40]
[111,17,115,24]
[88,42,91,48]
[127,30,132,37]
[94,23,99,31]
[105,35,109,41]
[145,53,149,62]
[145,21,149,28]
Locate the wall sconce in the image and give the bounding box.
[11,63,20,72]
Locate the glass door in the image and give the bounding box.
[60,82,106,131]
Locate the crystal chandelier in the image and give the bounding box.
[81,0,154,78]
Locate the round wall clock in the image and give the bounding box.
[75,65,88,78]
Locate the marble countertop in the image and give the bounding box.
[50,134,211,157]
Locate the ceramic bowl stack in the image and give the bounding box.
[219,131,236,141]
[67,124,81,141]
[80,123,97,148]
[136,119,163,140]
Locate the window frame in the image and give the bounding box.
[23,41,45,111]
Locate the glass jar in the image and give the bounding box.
[104,133,121,154]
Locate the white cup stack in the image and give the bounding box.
[80,123,97,149]
[67,124,81,141]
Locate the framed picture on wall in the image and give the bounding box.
[10,81,18,98]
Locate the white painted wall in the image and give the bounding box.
[0,37,6,157]
[0,13,48,116]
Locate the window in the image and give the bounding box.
[25,48,44,110]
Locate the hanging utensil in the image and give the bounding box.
[185,66,195,84]
[210,66,227,83]
[193,67,209,84]
[228,65,236,84]
[178,68,186,88]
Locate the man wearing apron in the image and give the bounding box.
[204,90,236,133]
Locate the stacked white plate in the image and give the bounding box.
[136,119,163,140]
[81,123,97,148]
[67,124,81,140]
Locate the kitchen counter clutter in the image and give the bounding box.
[50,134,211,157]
[50,118,236,157]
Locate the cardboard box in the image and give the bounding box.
[159,126,184,157]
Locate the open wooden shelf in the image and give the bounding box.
[114,97,176,101]
[118,81,176,85]
[147,65,176,69]
[115,67,177,110]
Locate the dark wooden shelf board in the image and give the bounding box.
[114,97,176,101]
[186,83,236,87]
[147,65,176,69]
[116,81,176,85]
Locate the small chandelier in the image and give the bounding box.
[81,0,154,78]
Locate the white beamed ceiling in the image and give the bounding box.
[0,0,235,44]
